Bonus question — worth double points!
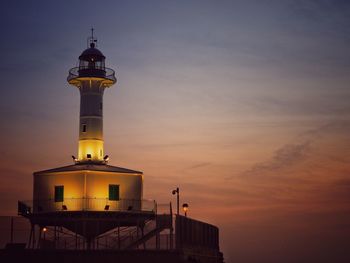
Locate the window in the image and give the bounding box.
[54,186,64,202]
[82,124,87,133]
[109,185,119,201]
[87,154,91,159]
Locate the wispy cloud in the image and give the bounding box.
[240,120,350,178]
[243,141,310,177]
[181,162,212,172]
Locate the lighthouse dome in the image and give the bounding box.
[67,37,116,86]
[79,43,106,62]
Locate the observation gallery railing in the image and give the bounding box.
[18,198,156,215]
[67,66,116,82]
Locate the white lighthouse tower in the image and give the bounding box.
[68,32,115,164]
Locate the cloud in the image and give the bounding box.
[213,120,350,220]
[242,141,310,177]
[299,120,350,138]
[241,120,350,179]
[181,162,212,172]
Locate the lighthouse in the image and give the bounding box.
[68,32,116,164]
[15,33,222,262]
[31,33,148,220]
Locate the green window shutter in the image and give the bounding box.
[54,186,64,202]
[109,185,119,201]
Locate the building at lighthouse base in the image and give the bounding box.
[32,164,146,214]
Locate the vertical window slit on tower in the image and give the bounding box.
[82,124,87,132]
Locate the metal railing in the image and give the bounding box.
[18,198,156,214]
[67,66,116,82]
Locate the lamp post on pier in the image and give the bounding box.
[172,187,179,216]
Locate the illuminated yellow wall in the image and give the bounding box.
[86,172,142,198]
[33,171,85,212]
[33,169,143,212]
[78,140,104,162]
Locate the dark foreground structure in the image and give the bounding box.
[1,211,224,263]
[1,249,222,263]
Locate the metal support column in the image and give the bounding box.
[118,224,121,250]
[10,217,14,243]
[170,202,174,249]
[37,226,42,249]
[28,223,33,249]
[32,224,36,249]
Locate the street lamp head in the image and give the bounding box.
[182,203,189,213]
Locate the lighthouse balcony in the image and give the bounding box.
[18,198,156,215]
[67,66,116,85]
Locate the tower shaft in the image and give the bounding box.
[67,38,116,164]
[78,79,106,163]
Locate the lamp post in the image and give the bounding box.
[182,203,189,217]
[172,187,179,215]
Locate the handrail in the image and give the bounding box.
[67,66,116,82]
[18,198,156,214]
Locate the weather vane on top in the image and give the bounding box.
[87,27,98,48]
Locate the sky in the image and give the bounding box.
[1,0,350,262]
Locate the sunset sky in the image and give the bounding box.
[1,1,350,262]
